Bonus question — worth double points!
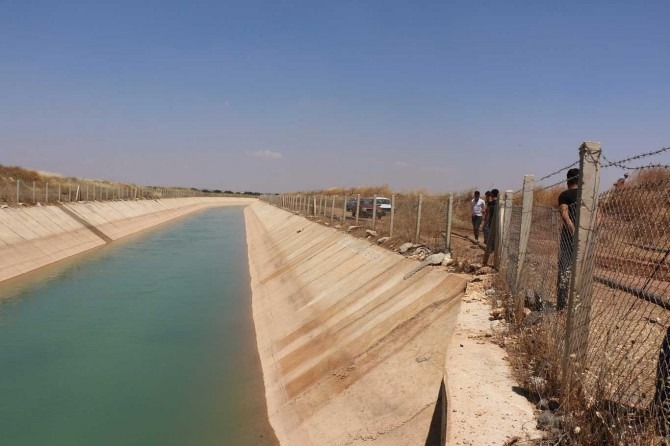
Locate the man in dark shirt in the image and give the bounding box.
[486,189,499,246]
[557,168,579,310]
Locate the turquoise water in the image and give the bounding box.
[0,208,277,446]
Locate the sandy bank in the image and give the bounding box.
[0,197,255,283]
[245,202,468,445]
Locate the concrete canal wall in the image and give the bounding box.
[0,197,255,282]
[245,202,468,445]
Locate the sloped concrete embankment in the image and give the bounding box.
[0,197,255,282]
[245,202,468,445]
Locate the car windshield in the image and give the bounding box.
[376,199,391,205]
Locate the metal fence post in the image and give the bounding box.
[372,196,377,230]
[516,175,535,289]
[445,194,453,253]
[390,194,396,238]
[563,141,602,404]
[415,194,423,244]
[355,194,361,225]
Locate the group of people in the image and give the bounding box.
[470,189,499,244]
[470,169,580,311]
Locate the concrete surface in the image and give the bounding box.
[0,197,255,283]
[245,203,468,445]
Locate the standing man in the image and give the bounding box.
[485,189,499,247]
[557,168,579,310]
[483,190,492,243]
[471,191,486,241]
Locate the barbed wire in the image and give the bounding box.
[602,153,670,171]
[601,146,670,169]
[536,160,580,182]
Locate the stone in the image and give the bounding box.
[334,225,341,229]
[376,237,390,245]
[399,242,414,254]
[402,253,446,280]
[475,266,496,275]
[490,308,504,320]
[485,288,495,296]
[347,226,361,232]
[365,229,378,237]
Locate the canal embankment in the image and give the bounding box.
[0,197,255,282]
[245,202,468,445]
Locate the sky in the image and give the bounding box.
[1,0,668,193]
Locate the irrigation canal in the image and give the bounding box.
[0,207,277,445]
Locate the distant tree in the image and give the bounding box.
[224,190,233,194]
[213,189,222,194]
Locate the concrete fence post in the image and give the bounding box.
[58,183,61,202]
[46,182,49,203]
[86,184,89,201]
[342,194,347,222]
[500,190,514,271]
[415,194,423,244]
[331,195,335,223]
[355,194,361,225]
[313,196,317,216]
[17,180,20,202]
[445,194,453,253]
[372,196,378,231]
[563,141,602,405]
[32,181,36,203]
[69,183,72,202]
[390,194,396,238]
[515,175,535,290]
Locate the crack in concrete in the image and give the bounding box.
[341,400,434,445]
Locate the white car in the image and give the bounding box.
[375,197,392,213]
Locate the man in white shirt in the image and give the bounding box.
[471,191,486,241]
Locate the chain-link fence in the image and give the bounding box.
[496,143,670,444]
[262,192,463,255]
[0,177,244,205]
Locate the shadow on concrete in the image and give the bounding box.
[58,204,113,243]
[425,377,448,446]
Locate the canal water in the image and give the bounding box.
[0,207,277,445]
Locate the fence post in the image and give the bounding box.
[515,175,535,289]
[372,196,378,230]
[445,194,453,253]
[58,183,61,202]
[342,195,347,223]
[390,194,396,238]
[313,196,317,216]
[323,195,327,217]
[500,190,514,270]
[86,184,89,201]
[355,194,361,225]
[69,183,72,202]
[562,141,602,405]
[17,180,20,202]
[45,182,49,203]
[415,194,423,244]
[331,195,335,223]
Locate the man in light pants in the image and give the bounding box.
[471,191,486,241]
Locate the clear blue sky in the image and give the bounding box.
[1,0,668,192]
